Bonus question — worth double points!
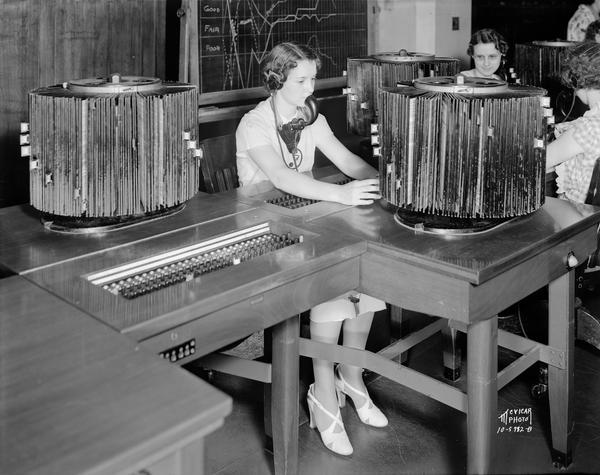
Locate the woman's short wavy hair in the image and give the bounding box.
[466,28,509,57]
[561,41,600,89]
[261,42,321,92]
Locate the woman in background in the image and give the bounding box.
[459,28,509,80]
[236,42,388,457]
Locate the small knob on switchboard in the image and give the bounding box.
[566,251,578,269]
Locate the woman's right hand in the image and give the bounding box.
[336,178,381,206]
[553,121,571,138]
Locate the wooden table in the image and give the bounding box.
[3,181,600,474]
[303,197,600,474]
[0,194,359,475]
[0,167,362,475]
[0,276,231,475]
[16,206,365,475]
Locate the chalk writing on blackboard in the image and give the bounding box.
[198,0,367,94]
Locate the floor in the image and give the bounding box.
[191,290,600,475]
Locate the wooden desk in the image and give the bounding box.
[21,207,366,475]
[5,175,599,474]
[304,197,600,474]
[0,276,231,475]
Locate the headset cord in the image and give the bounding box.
[557,89,577,124]
[563,91,577,123]
[271,95,302,171]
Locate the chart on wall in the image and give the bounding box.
[198,0,367,94]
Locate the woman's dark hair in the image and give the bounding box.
[585,20,600,41]
[466,28,509,57]
[262,42,321,92]
[561,41,600,89]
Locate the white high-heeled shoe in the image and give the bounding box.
[334,366,388,428]
[306,383,353,456]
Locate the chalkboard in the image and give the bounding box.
[194,0,367,95]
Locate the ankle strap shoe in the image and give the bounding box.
[307,383,353,456]
[334,367,388,428]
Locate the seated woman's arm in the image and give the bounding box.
[546,127,585,171]
[247,145,379,206]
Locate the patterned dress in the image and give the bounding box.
[555,102,600,203]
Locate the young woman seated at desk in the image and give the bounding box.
[235,41,388,457]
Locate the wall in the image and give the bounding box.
[0,0,167,208]
[367,0,471,67]
[435,0,471,66]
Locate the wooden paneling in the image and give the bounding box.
[0,0,167,208]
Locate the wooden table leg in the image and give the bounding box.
[443,325,462,381]
[271,315,299,475]
[548,271,574,468]
[390,305,408,363]
[467,316,498,475]
[264,327,273,444]
[181,437,205,475]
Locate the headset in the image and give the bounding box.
[266,69,319,170]
[264,69,285,92]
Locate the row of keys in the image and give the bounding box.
[266,195,319,209]
[103,232,303,299]
[265,178,352,209]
